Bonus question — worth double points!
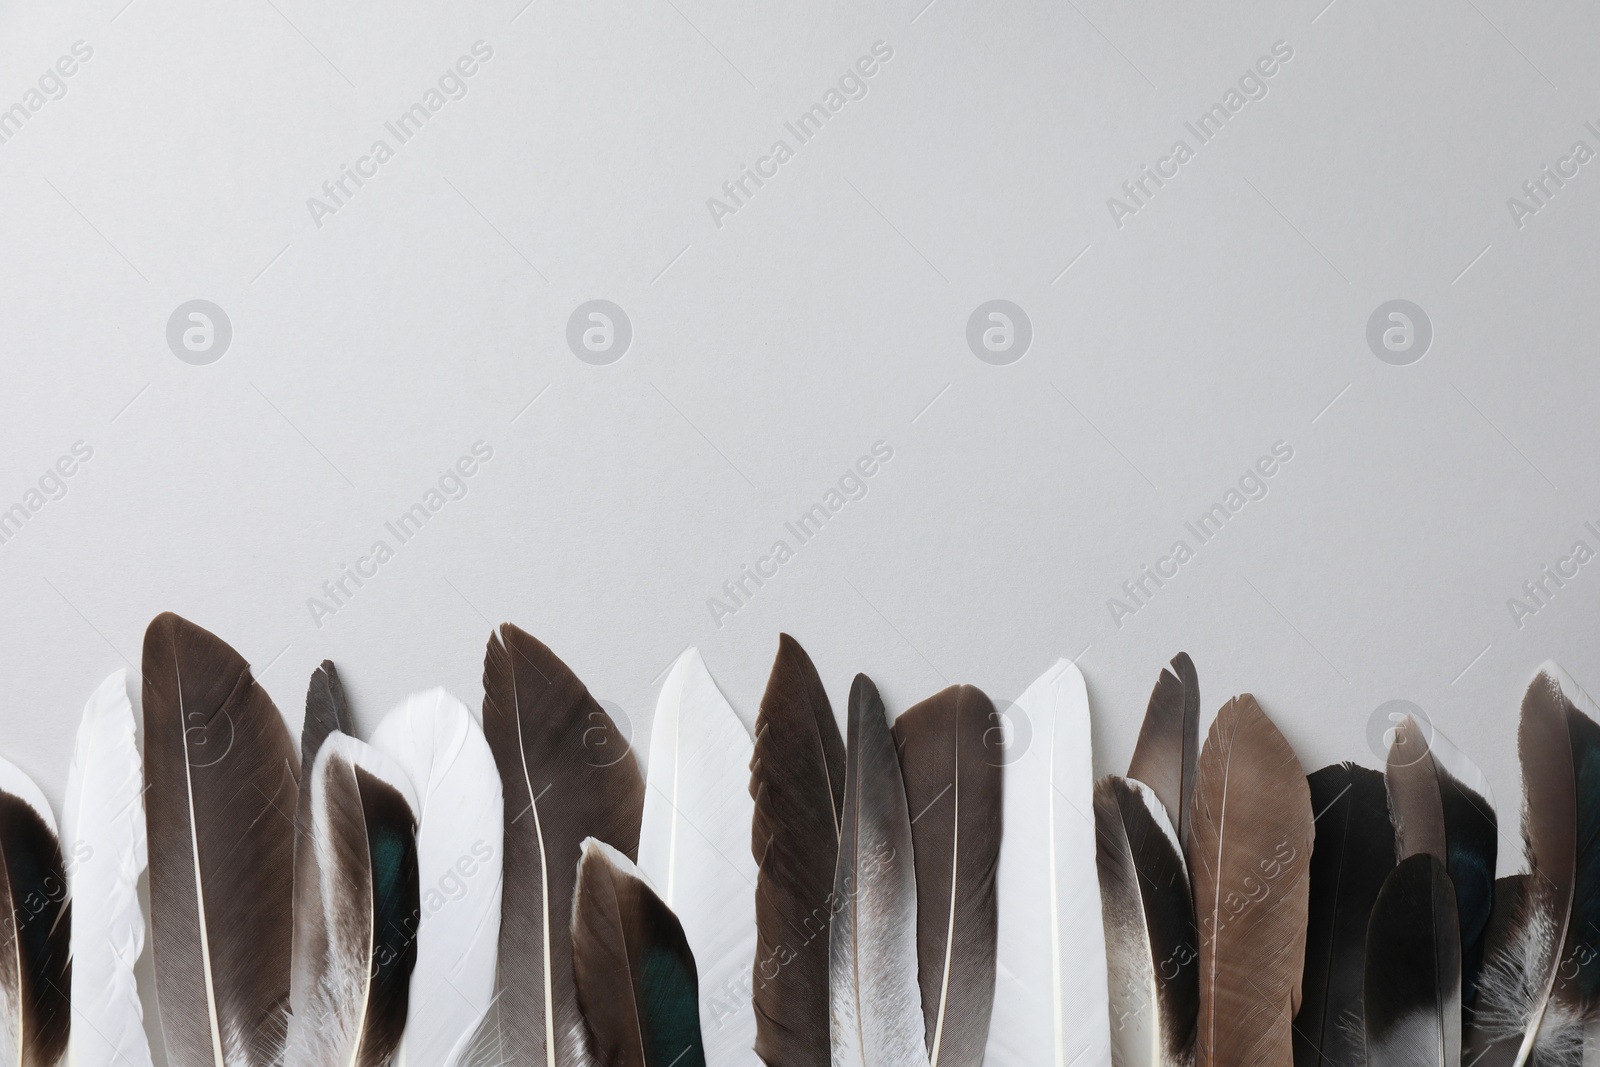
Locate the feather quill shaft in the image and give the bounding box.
[890,685,1001,1067]
[62,670,152,1067]
[571,839,706,1067]
[829,675,927,1067]
[141,612,297,1067]
[481,625,645,1067]
[1188,694,1313,1067]
[637,650,756,1067]
[984,659,1109,1067]
[748,635,845,1067]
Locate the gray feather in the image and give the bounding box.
[829,675,928,1067]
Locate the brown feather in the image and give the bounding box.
[142,612,297,1067]
[1186,694,1313,1067]
[1128,653,1200,848]
[747,635,846,1067]
[891,685,1002,1067]
[481,624,645,1067]
[571,841,705,1067]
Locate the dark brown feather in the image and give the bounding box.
[1128,653,1200,848]
[1187,694,1313,1067]
[891,684,1001,1067]
[747,634,846,1067]
[571,841,705,1067]
[142,612,297,1067]
[481,624,645,1067]
[0,786,71,1067]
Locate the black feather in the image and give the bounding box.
[1296,764,1396,1067]
[1553,697,1600,1010]
[1363,855,1460,1067]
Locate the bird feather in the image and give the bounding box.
[1386,718,1497,1009]
[1187,694,1314,1067]
[0,757,71,1067]
[286,734,420,1067]
[1296,763,1396,1067]
[1093,774,1197,1067]
[1128,654,1200,849]
[1363,855,1461,1067]
[571,839,706,1067]
[481,624,644,1067]
[369,690,503,1067]
[637,649,756,1067]
[747,635,845,1067]
[1469,667,1587,1067]
[292,663,352,1056]
[890,685,1001,1067]
[983,659,1109,1067]
[829,675,927,1067]
[62,670,152,1067]
[141,612,298,1067]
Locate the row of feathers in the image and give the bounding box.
[0,612,1595,1067]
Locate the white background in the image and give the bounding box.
[3,0,1598,899]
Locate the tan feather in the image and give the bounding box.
[1186,695,1313,1067]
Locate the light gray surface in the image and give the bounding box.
[3,0,1597,891]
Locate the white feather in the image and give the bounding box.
[637,649,757,1067]
[984,658,1110,1067]
[62,671,153,1067]
[368,690,503,1067]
